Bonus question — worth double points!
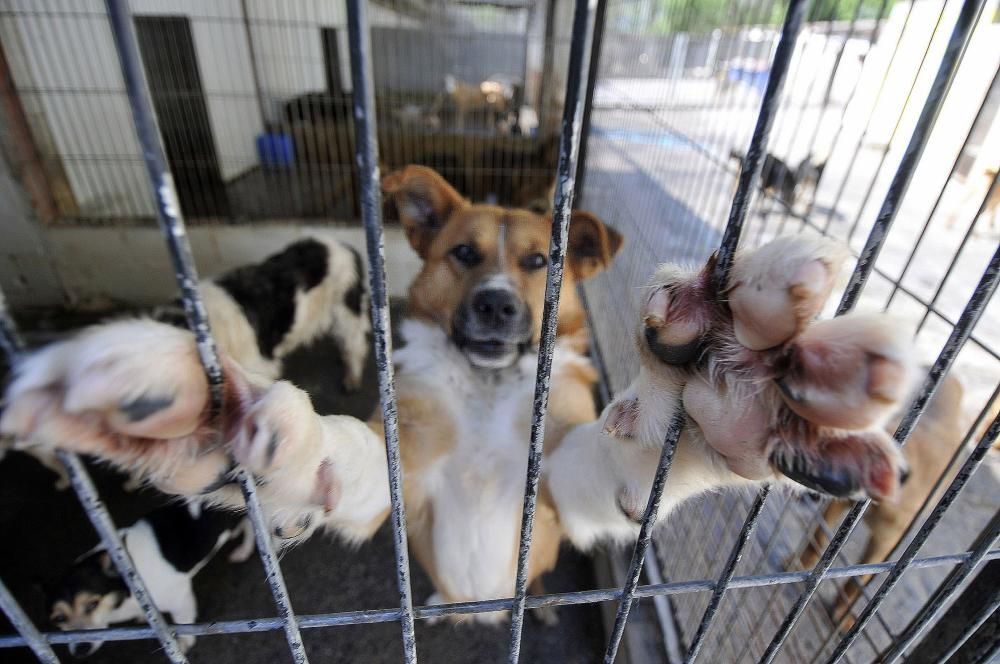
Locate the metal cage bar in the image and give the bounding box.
[757,0,991,658]
[602,1,810,661]
[0,578,58,664]
[881,508,1000,664]
[825,407,1000,662]
[0,281,191,664]
[344,1,418,660]
[104,1,308,661]
[2,547,997,650]
[683,485,772,663]
[507,0,597,660]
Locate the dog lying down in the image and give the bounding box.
[0,179,914,621]
[45,502,253,657]
[2,236,370,491]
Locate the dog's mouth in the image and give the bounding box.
[452,332,529,369]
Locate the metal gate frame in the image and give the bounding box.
[0,0,998,662]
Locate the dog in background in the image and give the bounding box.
[45,502,254,657]
[793,377,998,631]
[2,236,370,490]
[729,149,826,208]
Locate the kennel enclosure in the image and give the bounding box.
[0,0,999,662]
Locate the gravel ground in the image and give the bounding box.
[0,302,606,664]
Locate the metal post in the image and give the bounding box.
[508,0,597,659]
[575,0,609,198]
[344,1,418,662]
[103,2,307,662]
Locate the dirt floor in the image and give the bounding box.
[0,303,607,664]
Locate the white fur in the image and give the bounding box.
[547,362,754,551]
[65,512,250,655]
[395,319,584,606]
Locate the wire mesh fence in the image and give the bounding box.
[0,0,998,662]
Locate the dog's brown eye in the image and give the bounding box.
[450,244,481,267]
[520,253,548,271]
[85,600,100,613]
[51,614,67,624]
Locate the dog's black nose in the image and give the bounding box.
[471,288,522,331]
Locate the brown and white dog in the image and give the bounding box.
[0,167,915,624]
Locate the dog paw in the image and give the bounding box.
[728,236,847,351]
[603,397,640,439]
[1,320,209,445]
[641,236,912,501]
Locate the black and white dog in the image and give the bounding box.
[3,236,371,489]
[729,149,825,207]
[45,503,254,657]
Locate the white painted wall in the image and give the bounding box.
[1,0,413,221]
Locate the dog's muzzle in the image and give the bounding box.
[452,286,532,369]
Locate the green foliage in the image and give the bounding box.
[614,0,895,35]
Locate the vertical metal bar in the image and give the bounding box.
[835,0,987,314]
[0,576,59,664]
[881,509,1000,664]
[759,239,1000,664]
[604,410,685,664]
[900,551,1000,664]
[711,0,810,287]
[885,63,1000,310]
[683,485,771,664]
[574,0,608,197]
[606,4,810,659]
[1,284,188,664]
[103,3,308,662]
[507,0,596,660]
[344,2,417,662]
[824,411,1000,663]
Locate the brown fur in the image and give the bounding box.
[380,165,620,607]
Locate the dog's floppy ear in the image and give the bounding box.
[382,165,467,258]
[566,210,623,280]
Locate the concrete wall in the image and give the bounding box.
[2,222,421,310]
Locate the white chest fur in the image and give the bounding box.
[395,320,568,602]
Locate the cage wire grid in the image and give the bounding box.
[0,0,998,662]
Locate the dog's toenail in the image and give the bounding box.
[120,395,174,421]
[772,451,858,498]
[645,327,701,365]
[775,377,800,403]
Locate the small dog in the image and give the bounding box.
[45,503,254,657]
[3,236,370,490]
[729,150,826,207]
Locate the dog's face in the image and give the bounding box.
[46,552,127,658]
[383,165,622,369]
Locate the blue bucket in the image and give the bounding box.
[256,132,295,169]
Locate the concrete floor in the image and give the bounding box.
[0,303,606,664]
